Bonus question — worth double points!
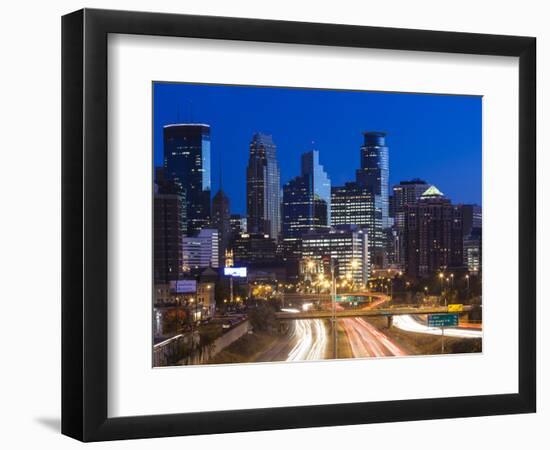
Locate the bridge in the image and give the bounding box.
[282,291,389,303]
[275,305,472,320]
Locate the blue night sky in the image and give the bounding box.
[153,82,481,215]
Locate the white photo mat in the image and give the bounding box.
[107,34,519,418]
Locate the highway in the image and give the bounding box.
[392,314,483,338]
[341,317,407,357]
[287,319,328,361]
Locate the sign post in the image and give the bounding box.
[428,313,459,354]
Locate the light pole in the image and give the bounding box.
[331,258,337,359]
[465,274,470,299]
[439,272,445,306]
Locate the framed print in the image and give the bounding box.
[61,8,536,442]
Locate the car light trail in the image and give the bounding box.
[287,319,328,361]
[341,317,407,357]
[393,315,482,338]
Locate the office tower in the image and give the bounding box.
[153,180,184,284]
[229,214,247,239]
[464,227,482,274]
[182,228,219,270]
[391,179,430,229]
[282,150,331,238]
[331,182,382,267]
[232,232,279,267]
[163,123,211,236]
[356,132,390,229]
[390,179,430,268]
[301,225,370,285]
[246,133,281,240]
[403,185,464,278]
[212,188,231,267]
[460,204,482,236]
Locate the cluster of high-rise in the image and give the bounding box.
[154,123,482,300]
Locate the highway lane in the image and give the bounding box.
[393,314,482,338]
[287,319,328,361]
[341,317,407,357]
[255,319,329,362]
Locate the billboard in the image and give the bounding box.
[170,279,197,293]
[224,267,247,278]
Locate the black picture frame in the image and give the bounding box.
[62,8,536,442]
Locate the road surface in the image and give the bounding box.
[393,314,482,338]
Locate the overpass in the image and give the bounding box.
[275,305,472,320]
[282,291,390,303]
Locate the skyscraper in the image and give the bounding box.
[182,228,219,270]
[282,150,331,238]
[356,132,390,229]
[163,123,211,236]
[390,179,430,268]
[301,150,332,224]
[153,179,184,284]
[391,179,430,229]
[246,133,281,240]
[211,188,231,268]
[403,185,464,278]
[301,225,370,285]
[331,182,382,267]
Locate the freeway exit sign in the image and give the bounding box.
[428,314,459,327]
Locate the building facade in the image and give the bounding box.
[301,225,370,285]
[153,181,184,284]
[355,132,390,229]
[211,189,231,267]
[163,123,211,236]
[232,232,279,267]
[282,150,331,238]
[464,227,482,274]
[182,228,219,270]
[246,133,281,240]
[403,186,464,278]
[391,179,430,229]
[331,182,381,268]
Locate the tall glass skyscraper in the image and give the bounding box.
[163,123,211,236]
[282,150,331,238]
[356,132,390,229]
[246,133,281,240]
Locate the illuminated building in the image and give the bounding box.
[163,123,211,236]
[403,185,464,278]
[331,182,381,268]
[282,150,331,238]
[246,133,281,239]
[182,228,219,270]
[301,225,370,285]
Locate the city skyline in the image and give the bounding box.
[152,82,483,367]
[153,82,482,215]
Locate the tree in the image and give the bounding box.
[248,303,277,332]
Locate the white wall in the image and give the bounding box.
[0,0,546,448]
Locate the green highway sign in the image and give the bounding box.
[428,313,459,327]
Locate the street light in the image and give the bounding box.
[439,272,445,306]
